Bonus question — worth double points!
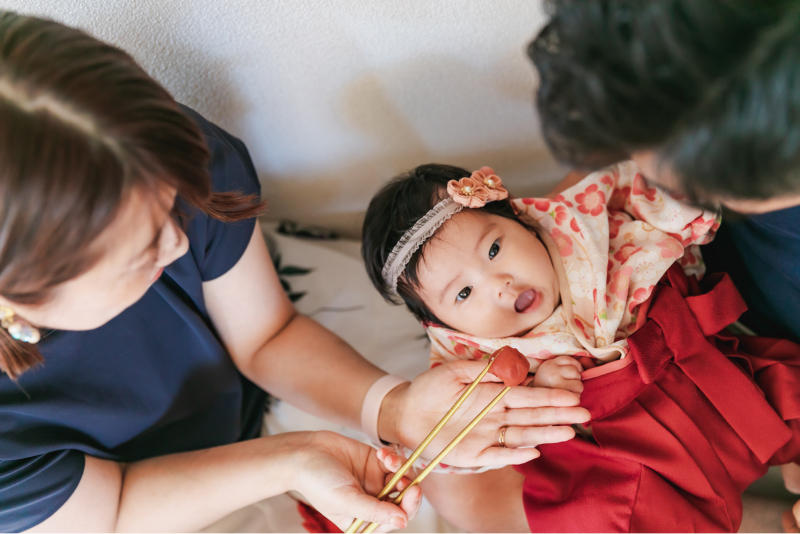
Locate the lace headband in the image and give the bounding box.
[381,166,509,301]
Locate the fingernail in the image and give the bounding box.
[392,516,406,528]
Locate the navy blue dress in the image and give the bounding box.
[703,206,800,343]
[0,108,267,531]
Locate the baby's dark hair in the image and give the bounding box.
[362,163,518,325]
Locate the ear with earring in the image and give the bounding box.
[0,305,41,344]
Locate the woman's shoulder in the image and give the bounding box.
[178,104,261,197]
[177,105,261,281]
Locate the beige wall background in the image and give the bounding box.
[4,0,565,236]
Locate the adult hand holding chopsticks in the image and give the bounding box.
[292,431,421,532]
[376,359,591,468]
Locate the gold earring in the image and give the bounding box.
[0,305,41,344]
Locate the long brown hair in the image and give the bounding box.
[0,12,264,378]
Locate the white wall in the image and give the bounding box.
[4,0,565,236]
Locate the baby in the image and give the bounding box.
[362,163,800,532]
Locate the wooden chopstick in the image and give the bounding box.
[345,353,501,533]
[359,385,512,533]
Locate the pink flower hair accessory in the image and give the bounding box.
[472,166,508,201]
[446,166,508,208]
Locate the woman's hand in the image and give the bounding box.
[292,431,422,532]
[380,359,591,468]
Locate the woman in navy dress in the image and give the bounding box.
[0,12,589,531]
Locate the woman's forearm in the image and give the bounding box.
[32,434,304,532]
[243,313,387,430]
[201,229,396,438]
[117,435,300,531]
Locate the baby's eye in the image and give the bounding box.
[456,286,472,302]
[488,240,500,259]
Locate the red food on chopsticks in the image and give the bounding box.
[489,346,529,386]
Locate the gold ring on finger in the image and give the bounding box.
[497,426,508,448]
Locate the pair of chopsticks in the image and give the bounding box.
[346,346,528,533]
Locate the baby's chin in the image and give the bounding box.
[500,320,543,338]
[475,304,558,338]
[459,317,545,339]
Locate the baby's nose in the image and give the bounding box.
[495,274,513,299]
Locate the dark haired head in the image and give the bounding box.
[0,12,264,378]
[528,0,800,201]
[362,163,518,325]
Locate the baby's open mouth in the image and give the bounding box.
[514,289,538,313]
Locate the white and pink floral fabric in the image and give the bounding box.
[426,160,721,371]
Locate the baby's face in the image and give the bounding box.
[415,210,559,338]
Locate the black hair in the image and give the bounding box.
[362,163,518,324]
[529,0,800,201]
